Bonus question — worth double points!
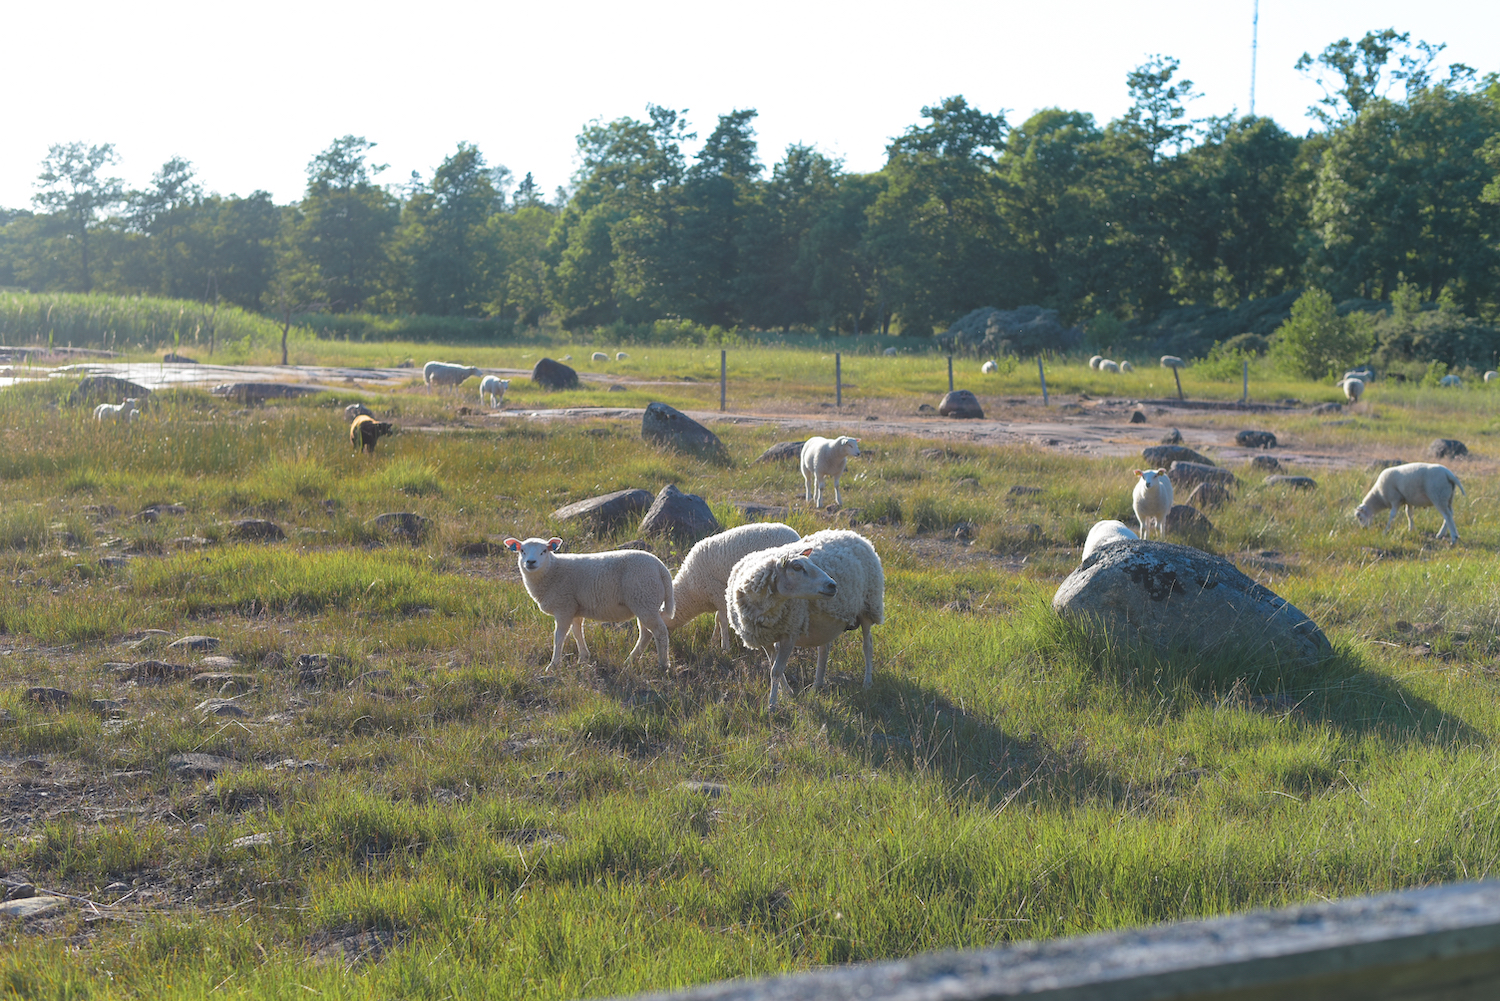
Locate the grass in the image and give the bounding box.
[3,338,1500,997]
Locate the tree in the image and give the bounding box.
[395,143,505,316]
[1271,288,1374,378]
[288,136,399,311]
[32,142,125,292]
[1122,55,1201,162]
[1295,29,1465,126]
[124,156,203,299]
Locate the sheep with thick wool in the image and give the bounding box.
[664,522,801,649]
[1088,355,1104,370]
[479,375,510,407]
[981,360,998,374]
[504,537,675,672]
[1353,462,1466,543]
[1440,374,1463,388]
[1081,519,1139,562]
[1132,468,1173,540]
[801,436,861,508]
[344,402,373,421]
[94,398,139,422]
[727,529,884,708]
[1339,377,1365,403]
[423,361,482,387]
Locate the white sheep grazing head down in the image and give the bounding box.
[505,536,562,573]
[751,548,837,600]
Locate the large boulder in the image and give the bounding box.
[550,488,653,531]
[641,402,730,464]
[638,484,721,546]
[531,357,579,391]
[1053,541,1331,667]
[937,305,1083,356]
[1169,461,1237,490]
[1142,445,1212,467]
[754,441,805,463]
[1164,504,1214,544]
[1430,439,1468,459]
[938,390,984,419]
[68,375,150,407]
[1186,481,1231,509]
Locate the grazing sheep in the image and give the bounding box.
[981,360,998,374]
[1121,360,1135,372]
[801,435,861,508]
[1440,374,1463,388]
[1132,468,1173,540]
[1160,356,1185,370]
[1081,520,1139,562]
[1099,360,1121,373]
[616,351,629,361]
[1089,355,1104,370]
[883,347,898,356]
[1485,371,1499,383]
[727,529,885,708]
[479,375,510,408]
[1353,462,1466,543]
[423,361,482,387]
[343,402,373,420]
[94,398,139,422]
[665,522,801,649]
[1344,368,1375,383]
[591,351,609,362]
[504,536,675,671]
[561,355,573,361]
[1338,377,1365,403]
[350,414,394,454]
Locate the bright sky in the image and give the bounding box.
[3,0,1495,210]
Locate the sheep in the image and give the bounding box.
[981,360,998,374]
[1160,356,1185,370]
[883,347,898,356]
[1081,519,1139,562]
[1131,468,1173,540]
[591,351,609,362]
[1120,360,1135,372]
[343,402,373,420]
[616,351,629,361]
[423,361,482,387]
[350,414,394,455]
[664,522,801,649]
[1353,462,1465,543]
[1440,374,1463,388]
[479,375,510,408]
[503,536,675,671]
[801,436,861,508]
[1099,360,1121,373]
[1089,355,1104,370]
[94,398,139,422]
[1344,368,1375,384]
[1338,377,1365,403]
[561,354,572,361]
[727,529,884,708]
[1486,371,1499,383]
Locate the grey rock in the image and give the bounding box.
[1249,455,1280,472]
[90,699,125,715]
[192,672,254,690]
[371,512,431,542]
[736,502,789,520]
[551,489,653,531]
[211,383,321,403]
[1143,445,1212,467]
[938,390,984,419]
[938,305,1083,355]
[1311,402,1343,415]
[1235,430,1277,449]
[0,709,14,726]
[1160,428,1183,445]
[196,699,250,718]
[1053,541,1331,666]
[199,655,239,669]
[1367,458,1406,472]
[1164,504,1214,542]
[117,660,190,682]
[1430,438,1468,459]
[168,752,239,778]
[1266,475,1318,489]
[530,357,579,390]
[1008,485,1043,497]
[607,384,627,392]
[1128,410,1147,424]
[97,556,129,569]
[1186,482,1232,509]
[678,780,730,797]
[917,404,936,413]
[0,896,66,921]
[68,375,150,407]
[230,832,274,849]
[641,402,730,464]
[83,504,120,520]
[5,883,36,900]
[638,485,721,546]
[228,519,284,542]
[24,687,70,708]
[754,441,805,463]
[162,352,198,364]
[1169,461,1238,490]
[266,759,326,772]
[169,635,219,651]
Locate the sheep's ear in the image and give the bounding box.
[1156,468,1168,476]
[799,548,814,557]
[503,538,521,551]
[1133,469,1143,477]
[547,537,563,551]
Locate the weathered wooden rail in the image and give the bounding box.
[616,880,1500,1000]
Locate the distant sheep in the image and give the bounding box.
[883,347,898,357]
[591,351,609,362]
[1089,355,1104,370]
[504,536,675,671]
[1344,368,1375,383]
[1338,377,1365,403]
[1120,360,1135,372]
[1486,371,1499,383]
[479,375,510,408]
[665,522,801,649]
[727,529,884,708]
[1132,468,1173,540]
[1099,360,1120,373]
[1353,462,1465,543]
[801,435,861,508]
[981,360,998,374]
[616,352,629,361]
[1081,520,1138,562]
[343,402,373,420]
[560,355,572,361]
[94,398,139,423]
[1160,356,1185,370]
[423,361,482,387]
[1440,374,1463,388]
[350,414,394,455]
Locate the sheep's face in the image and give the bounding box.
[505,536,563,573]
[1353,504,1374,528]
[1134,468,1168,490]
[835,437,860,456]
[771,549,836,598]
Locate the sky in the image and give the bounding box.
[2,0,1496,211]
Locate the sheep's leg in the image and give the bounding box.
[831,474,842,507]
[861,622,874,689]
[768,640,795,709]
[812,474,824,508]
[715,610,734,651]
[803,469,813,503]
[570,617,591,663]
[548,618,571,672]
[631,609,671,670]
[1384,508,1398,533]
[1405,505,1416,532]
[1436,501,1459,542]
[813,643,830,689]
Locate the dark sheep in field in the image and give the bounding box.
[350,414,394,455]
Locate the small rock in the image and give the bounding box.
[1186,481,1231,509]
[117,660,189,682]
[1169,461,1237,490]
[83,504,120,520]
[163,352,198,364]
[638,485,721,545]
[1160,428,1183,445]
[678,780,730,797]
[0,896,66,921]
[0,709,14,726]
[228,519,285,542]
[1007,485,1043,497]
[1430,439,1468,459]
[169,635,219,652]
[530,357,579,390]
[230,832,274,849]
[371,512,431,542]
[551,489,653,531]
[1143,445,1212,467]
[1265,475,1317,489]
[607,384,626,393]
[4,883,36,901]
[1165,504,1214,542]
[864,414,879,421]
[199,655,239,670]
[190,824,207,835]
[917,404,935,413]
[1249,455,1280,472]
[937,390,984,419]
[1128,410,1147,424]
[266,759,326,772]
[24,687,71,708]
[1235,430,1277,449]
[753,441,805,464]
[98,556,130,569]
[641,402,731,464]
[196,699,250,718]
[735,502,789,520]
[172,535,211,548]
[919,448,954,460]
[1311,402,1343,415]
[90,699,125,715]
[457,540,505,556]
[18,758,45,772]
[168,753,239,779]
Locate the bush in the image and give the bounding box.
[1193,342,1260,382]
[1269,289,1374,380]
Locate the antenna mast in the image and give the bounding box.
[1250,0,1259,117]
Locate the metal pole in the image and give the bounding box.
[947,355,954,394]
[1242,359,1248,404]
[1174,367,1184,401]
[835,353,842,408]
[720,349,726,411]
[1038,357,1049,406]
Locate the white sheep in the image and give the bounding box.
[1088,355,1104,370]
[1120,360,1135,372]
[1081,519,1139,562]
[94,398,139,422]
[981,360,998,374]
[1338,377,1365,403]
[561,355,572,361]
[1440,374,1463,388]
[883,347,898,357]
[1485,371,1499,383]
[1353,462,1466,543]
[1132,468,1173,540]
[1099,360,1121,373]
[343,402,373,420]
[801,435,861,508]
[591,351,609,362]
[479,375,510,407]
[504,537,676,671]
[664,522,801,649]
[727,529,885,708]
[423,361,482,387]
[616,351,629,361]
[1344,368,1375,383]
[1160,356,1185,370]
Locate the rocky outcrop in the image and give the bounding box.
[938,306,1083,356]
[641,402,730,464]
[69,375,150,407]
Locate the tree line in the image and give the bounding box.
[2,29,1498,353]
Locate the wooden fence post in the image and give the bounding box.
[1038,357,1049,406]
[720,349,726,411]
[835,353,841,408]
[947,355,954,394]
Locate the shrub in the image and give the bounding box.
[1270,289,1374,379]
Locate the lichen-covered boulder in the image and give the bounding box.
[550,488,653,531]
[638,484,721,546]
[1052,541,1331,666]
[641,402,730,464]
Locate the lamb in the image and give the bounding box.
[1099,360,1121,373]
[1089,355,1104,370]
[981,360,998,374]
[616,352,629,361]
[664,522,801,649]
[343,402,373,420]
[1132,468,1173,540]
[503,536,675,671]
[350,414,394,454]
[1338,377,1365,403]
[1160,356,1185,370]
[1081,519,1139,562]
[423,361,482,387]
[883,347,898,356]
[1120,360,1135,372]
[94,398,139,422]
[1440,374,1463,388]
[479,375,510,407]
[727,529,885,708]
[1353,462,1465,543]
[591,351,609,362]
[801,435,861,508]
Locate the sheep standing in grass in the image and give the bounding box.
[350,414,394,455]
[1120,360,1135,372]
[1339,377,1365,403]
[1440,374,1463,388]
[1089,355,1104,370]
[616,351,629,361]
[479,375,510,407]
[94,398,139,422]
[1160,356,1185,370]
[344,402,373,420]
[1486,371,1499,383]
[727,529,885,708]
[1132,468,1173,540]
[1344,368,1375,384]
[1099,360,1121,373]
[981,360,998,374]
[1353,462,1466,543]
[665,522,801,649]
[801,436,861,508]
[504,536,675,672]
[1081,520,1138,562]
[883,347,898,356]
[423,361,482,387]
[591,351,609,362]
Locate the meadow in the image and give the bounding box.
[3,342,1500,1000]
